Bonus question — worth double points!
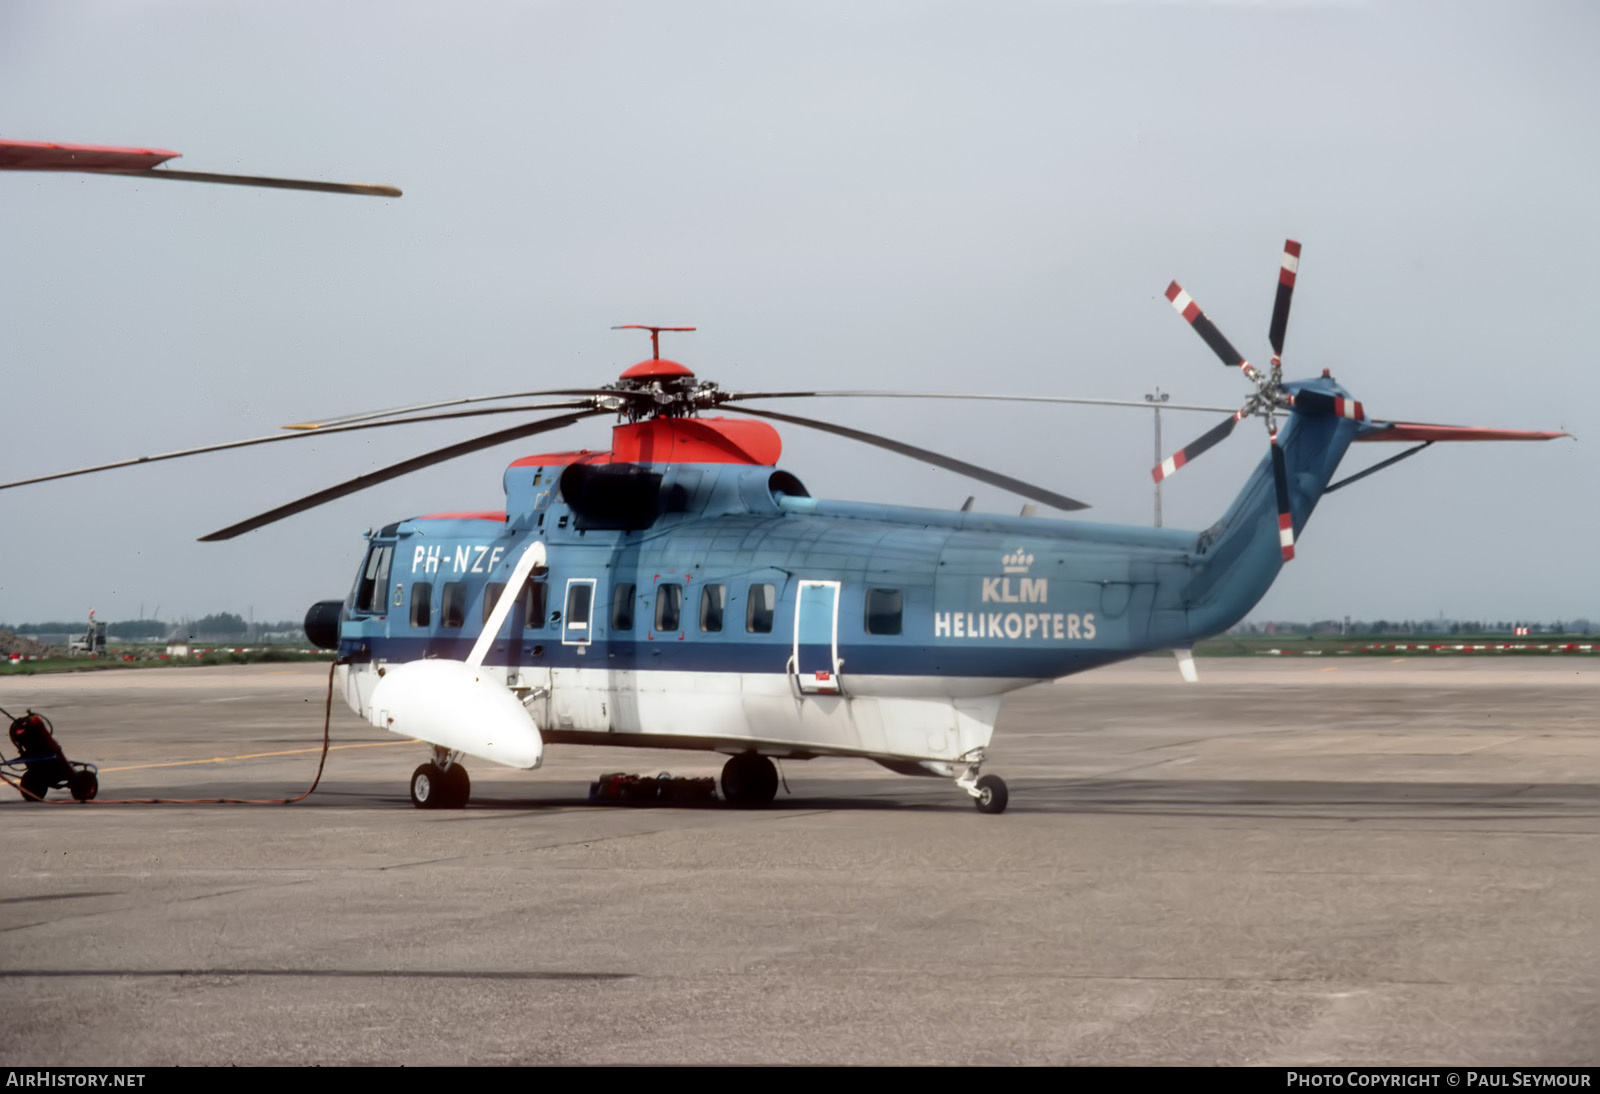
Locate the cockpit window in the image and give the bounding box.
[354,545,393,613]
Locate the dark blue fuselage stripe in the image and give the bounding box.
[339,633,1130,679]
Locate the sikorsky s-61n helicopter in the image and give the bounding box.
[4,228,1567,812]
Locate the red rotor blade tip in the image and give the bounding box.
[1279,240,1301,287]
[1165,282,1201,323]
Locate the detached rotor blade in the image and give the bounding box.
[1354,421,1572,443]
[1165,282,1261,380]
[1270,433,1295,562]
[283,389,639,430]
[725,406,1089,512]
[1268,240,1301,359]
[1290,389,1365,421]
[721,390,1238,414]
[200,410,602,541]
[97,168,401,197]
[1152,412,1244,482]
[0,402,594,493]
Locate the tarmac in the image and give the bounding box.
[1,657,1595,1065]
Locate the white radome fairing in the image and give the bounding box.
[368,659,544,769]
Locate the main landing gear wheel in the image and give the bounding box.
[410,761,470,809]
[720,753,779,807]
[973,774,1009,815]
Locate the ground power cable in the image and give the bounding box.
[0,658,347,805]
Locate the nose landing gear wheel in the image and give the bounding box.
[720,753,779,807]
[973,774,1008,814]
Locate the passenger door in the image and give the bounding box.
[791,579,842,695]
[561,578,597,648]
[550,576,607,731]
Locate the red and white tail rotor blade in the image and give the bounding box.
[1268,240,1301,361]
[1270,431,1295,562]
[1165,282,1262,381]
[1152,411,1245,482]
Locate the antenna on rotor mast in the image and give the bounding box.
[612,324,696,359]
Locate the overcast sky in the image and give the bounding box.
[2,0,1594,627]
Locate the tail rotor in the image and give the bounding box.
[1152,240,1362,562]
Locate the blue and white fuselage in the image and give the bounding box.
[329,386,1361,783]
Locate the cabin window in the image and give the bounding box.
[483,582,507,625]
[612,584,636,631]
[441,582,467,628]
[354,545,393,613]
[522,579,547,629]
[656,584,682,632]
[865,588,903,635]
[746,583,776,633]
[566,583,593,630]
[410,582,433,627]
[700,584,725,632]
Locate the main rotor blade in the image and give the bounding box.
[0,140,400,196]
[1152,412,1244,482]
[94,167,399,197]
[1268,240,1301,359]
[1165,282,1261,380]
[1271,434,1295,562]
[283,389,640,430]
[199,410,602,541]
[721,390,1238,414]
[0,402,594,493]
[724,406,1089,512]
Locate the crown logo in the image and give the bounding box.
[1002,549,1034,574]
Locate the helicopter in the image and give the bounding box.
[3,240,1567,813]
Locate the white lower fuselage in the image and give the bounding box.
[340,661,1020,770]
